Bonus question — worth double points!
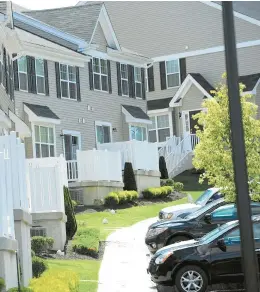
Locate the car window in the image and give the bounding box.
[195,189,215,206]
[207,192,223,204]
[223,223,260,246]
[211,205,235,221]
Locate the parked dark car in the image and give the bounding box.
[147,215,260,292]
[145,199,260,253]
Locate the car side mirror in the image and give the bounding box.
[217,238,227,252]
[204,213,212,224]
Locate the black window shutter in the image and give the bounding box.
[128,65,135,98]
[88,59,94,91]
[27,56,36,94]
[2,46,7,89]
[172,109,176,135]
[141,68,146,100]
[180,58,187,83]
[76,67,81,101]
[8,55,14,100]
[13,53,19,91]
[107,60,112,94]
[160,61,167,90]
[44,60,49,96]
[147,65,155,92]
[116,62,122,96]
[55,62,61,98]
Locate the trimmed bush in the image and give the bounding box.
[123,162,137,191]
[64,186,77,240]
[104,192,119,206]
[31,236,54,255]
[159,156,169,179]
[160,179,174,187]
[32,256,48,278]
[173,182,184,192]
[30,270,79,292]
[72,228,100,258]
[0,278,5,292]
[142,186,173,199]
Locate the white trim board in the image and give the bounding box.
[152,39,260,62]
[201,1,260,28]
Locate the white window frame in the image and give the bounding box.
[18,56,28,92]
[32,123,56,158]
[134,67,142,99]
[148,112,173,144]
[120,63,129,97]
[60,63,77,101]
[166,59,181,89]
[62,130,82,160]
[93,57,109,93]
[35,59,45,95]
[129,124,148,142]
[95,121,112,145]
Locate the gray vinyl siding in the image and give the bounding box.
[180,85,205,112]
[105,1,260,58]
[91,23,108,53]
[14,59,147,157]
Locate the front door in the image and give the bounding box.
[63,134,80,161]
[182,111,192,151]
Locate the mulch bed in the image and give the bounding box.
[74,192,186,214]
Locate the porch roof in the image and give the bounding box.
[169,73,214,107]
[147,97,172,111]
[122,105,152,125]
[239,73,260,93]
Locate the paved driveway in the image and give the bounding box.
[98,217,173,292]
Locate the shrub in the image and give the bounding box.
[31,250,35,257]
[31,236,54,255]
[117,191,128,204]
[123,162,137,191]
[72,227,100,258]
[174,182,184,192]
[159,156,169,179]
[0,278,5,292]
[30,270,79,292]
[71,200,77,209]
[64,186,77,240]
[45,237,54,250]
[142,186,173,199]
[32,256,48,278]
[104,192,119,206]
[8,288,33,292]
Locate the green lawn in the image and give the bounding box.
[47,259,101,292]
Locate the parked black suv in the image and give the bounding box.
[145,199,260,253]
[147,215,260,292]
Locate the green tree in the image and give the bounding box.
[193,74,260,202]
[64,186,77,239]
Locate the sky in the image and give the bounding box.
[13,0,80,10]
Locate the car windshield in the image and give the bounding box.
[185,199,224,220]
[200,220,238,243]
[195,189,216,206]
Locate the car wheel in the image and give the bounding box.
[175,265,208,292]
[167,236,190,245]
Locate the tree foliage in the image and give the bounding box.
[193,74,260,202]
[123,162,137,191]
[64,186,77,240]
[159,156,169,179]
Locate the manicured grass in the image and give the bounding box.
[47,259,101,292]
[76,191,202,241]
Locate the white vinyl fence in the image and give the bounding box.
[0,132,30,238]
[98,140,159,171]
[77,149,122,182]
[26,155,67,213]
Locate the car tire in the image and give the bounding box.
[175,265,208,292]
[167,236,190,245]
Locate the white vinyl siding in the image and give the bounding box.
[34,125,55,158]
[93,58,108,92]
[18,56,28,91]
[148,114,170,143]
[60,64,77,100]
[166,59,180,88]
[35,59,45,95]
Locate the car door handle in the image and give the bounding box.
[255,249,260,252]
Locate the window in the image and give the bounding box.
[35,59,45,94]
[166,59,180,88]
[135,67,142,98]
[0,52,2,85]
[34,125,55,158]
[18,56,28,91]
[96,122,111,144]
[93,58,108,92]
[146,68,149,92]
[60,64,76,100]
[211,205,236,221]
[30,227,46,237]
[148,114,170,143]
[130,125,147,141]
[121,64,129,96]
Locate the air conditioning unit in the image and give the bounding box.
[30,226,47,237]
